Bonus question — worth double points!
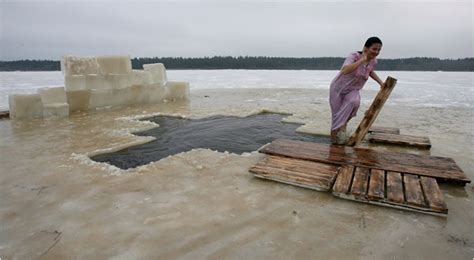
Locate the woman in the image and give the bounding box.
[329,36,385,144]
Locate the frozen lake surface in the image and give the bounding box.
[1,70,472,110]
[1,82,473,258]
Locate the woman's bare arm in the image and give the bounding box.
[369,70,384,87]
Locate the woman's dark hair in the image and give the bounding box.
[364,36,382,48]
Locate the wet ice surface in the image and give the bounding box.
[0,88,473,259]
[1,70,473,110]
[92,113,327,169]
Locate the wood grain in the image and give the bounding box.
[250,155,339,191]
[332,166,354,194]
[368,169,385,200]
[347,76,397,146]
[386,171,404,204]
[420,176,448,213]
[260,139,469,184]
[350,167,369,198]
[404,174,426,207]
[368,132,431,149]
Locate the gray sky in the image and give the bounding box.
[0,0,472,60]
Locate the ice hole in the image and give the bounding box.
[91,113,328,169]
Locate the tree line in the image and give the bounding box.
[1,56,473,71]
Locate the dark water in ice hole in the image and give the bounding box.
[92,113,329,169]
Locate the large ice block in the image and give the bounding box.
[165,81,190,101]
[8,94,44,119]
[143,63,167,83]
[128,85,150,105]
[103,74,132,89]
[97,56,132,74]
[66,90,91,112]
[65,75,86,91]
[38,87,69,117]
[43,103,69,118]
[61,56,101,76]
[147,83,167,103]
[131,70,152,85]
[38,87,67,103]
[89,89,114,109]
[89,87,133,109]
[85,74,106,90]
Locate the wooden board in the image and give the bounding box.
[404,174,426,207]
[260,139,470,184]
[0,110,9,119]
[332,166,448,216]
[368,126,400,134]
[386,171,404,204]
[332,166,354,194]
[249,155,339,191]
[347,76,397,146]
[350,167,369,198]
[367,169,385,200]
[420,176,448,212]
[368,132,431,149]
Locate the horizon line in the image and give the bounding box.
[1,56,473,62]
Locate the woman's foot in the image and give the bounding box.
[330,130,339,144]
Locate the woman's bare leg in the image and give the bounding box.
[340,123,347,132]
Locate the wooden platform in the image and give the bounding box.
[368,132,431,149]
[260,139,470,185]
[250,155,339,191]
[332,165,448,216]
[250,139,470,216]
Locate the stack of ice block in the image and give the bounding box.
[38,87,69,117]
[8,94,44,119]
[61,55,180,110]
[8,55,190,119]
[9,87,70,119]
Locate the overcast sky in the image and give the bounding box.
[0,0,472,60]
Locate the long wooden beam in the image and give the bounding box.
[347,76,397,146]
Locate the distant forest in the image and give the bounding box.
[1,56,473,71]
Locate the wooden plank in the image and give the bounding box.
[350,167,369,198]
[332,166,354,194]
[368,132,431,149]
[347,76,397,146]
[386,171,404,204]
[368,169,385,200]
[0,110,9,119]
[404,174,426,207]
[249,156,339,191]
[368,126,400,134]
[259,139,470,184]
[420,176,448,213]
[259,155,339,178]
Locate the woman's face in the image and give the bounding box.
[364,43,382,60]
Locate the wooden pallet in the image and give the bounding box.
[250,155,339,191]
[368,132,431,149]
[260,139,470,185]
[332,165,448,216]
